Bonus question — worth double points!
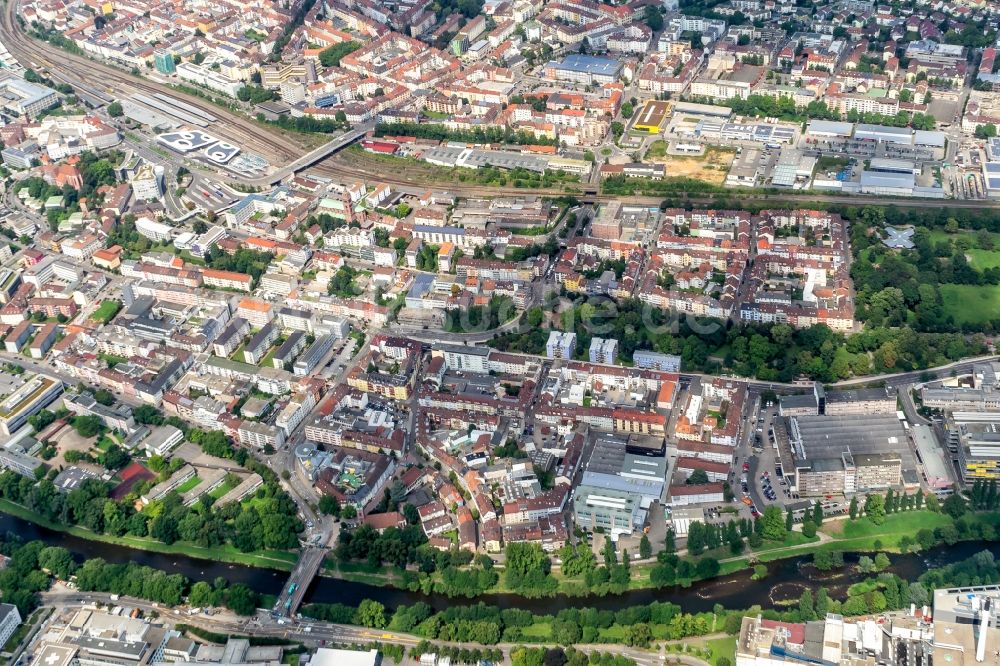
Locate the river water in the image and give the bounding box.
[4,513,997,614]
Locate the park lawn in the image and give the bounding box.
[939,284,1000,325]
[175,475,202,494]
[520,622,553,640]
[704,636,737,665]
[820,510,952,545]
[91,300,121,324]
[925,228,1000,270]
[966,247,1000,271]
[0,498,298,569]
[754,531,819,552]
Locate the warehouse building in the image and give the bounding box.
[854,124,913,145]
[784,414,915,496]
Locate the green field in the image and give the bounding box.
[208,477,238,499]
[967,248,1000,270]
[704,636,737,665]
[822,510,952,548]
[939,284,1000,325]
[926,228,1000,271]
[91,300,121,324]
[645,140,668,159]
[175,476,202,494]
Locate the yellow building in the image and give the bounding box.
[632,100,672,134]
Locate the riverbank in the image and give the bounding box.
[323,509,990,598]
[2,499,996,603]
[0,498,299,571]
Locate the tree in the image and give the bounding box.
[342,505,357,519]
[225,584,259,615]
[874,552,891,571]
[812,501,824,526]
[908,582,929,607]
[620,102,634,119]
[356,599,387,628]
[848,496,858,520]
[318,41,362,68]
[664,528,676,553]
[318,495,341,517]
[975,123,998,139]
[686,469,710,485]
[71,415,104,438]
[38,546,76,579]
[785,507,794,532]
[761,506,787,541]
[801,520,817,538]
[799,588,815,620]
[188,581,217,608]
[638,533,651,559]
[864,494,886,525]
[622,623,652,647]
[642,4,664,31]
[107,101,123,117]
[942,493,967,519]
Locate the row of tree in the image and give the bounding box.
[305,599,714,647]
[0,538,259,615]
[374,122,558,147]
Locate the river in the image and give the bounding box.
[3,513,997,614]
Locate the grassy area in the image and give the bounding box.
[520,622,552,639]
[925,228,1000,270]
[967,248,1000,270]
[815,155,851,173]
[825,509,951,541]
[230,342,250,364]
[91,300,121,324]
[208,477,239,500]
[645,140,668,159]
[0,498,298,570]
[703,636,737,665]
[260,341,284,369]
[939,284,1000,325]
[175,475,202,494]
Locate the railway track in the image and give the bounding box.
[311,154,1000,209]
[4,0,1000,211]
[0,0,304,164]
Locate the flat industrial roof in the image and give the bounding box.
[548,54,623,75]
[788,414,915,470]
[635,100,671,128]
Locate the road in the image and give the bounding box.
[38,589,713,666]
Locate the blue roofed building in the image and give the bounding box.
[542,54,623,85]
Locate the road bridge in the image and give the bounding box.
[253,129,365,185]
[273,547,327,617]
